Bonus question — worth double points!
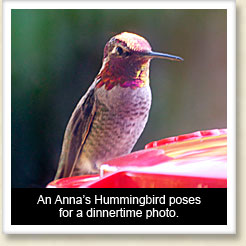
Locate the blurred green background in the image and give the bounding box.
[11,9,227,188]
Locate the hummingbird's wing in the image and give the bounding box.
[55,81,98,179]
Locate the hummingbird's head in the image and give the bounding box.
[103,32,152,59]
[96,32,183,90]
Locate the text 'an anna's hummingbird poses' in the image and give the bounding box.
[55,32,183,179]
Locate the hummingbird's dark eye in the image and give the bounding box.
[116,46,123,55]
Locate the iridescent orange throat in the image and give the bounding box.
[96,59,150,90]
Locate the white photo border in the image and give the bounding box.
[3,0,236,234]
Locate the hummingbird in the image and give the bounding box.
[55,32,183,179]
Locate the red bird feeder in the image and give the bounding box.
[47,129,227,188]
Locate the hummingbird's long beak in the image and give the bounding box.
[142,51,184,62]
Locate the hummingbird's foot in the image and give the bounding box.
[72,167,99,176]
[72,157,99,176]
